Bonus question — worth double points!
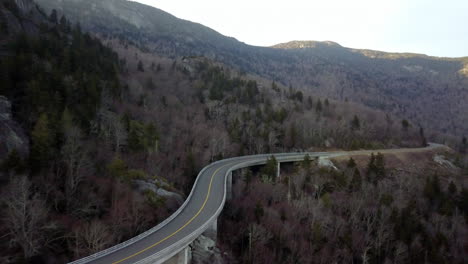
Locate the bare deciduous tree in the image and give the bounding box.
[62,126,89,212]
[113,118,128,153]
[72,220,112,258]
[2,176,48,258]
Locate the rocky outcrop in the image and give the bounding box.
[14,0,36,14]
[134,179,224,264]
[1,5,22,35]
[433,155,457,169]
[0,0,42,39]
[191,235,223,264]
[318,157,338,170]
[0,96,29,160]
[134,179,184,206]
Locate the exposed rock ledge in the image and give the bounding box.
[133,179,184,208]
[433,155,457,169]
[191,235,223,264]
[318,157,338,170]
[0,96,29,160]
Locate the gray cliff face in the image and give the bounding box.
[0,96,29,160]
[40,0,151,29]
[14,0,36,13]
[1,4,23,36]
[134,179,184,209]
[98,0,149,29]
[191,235,223,264]
[0,0,43,161]
[15,0,43,35]
[34,0,246,60]
[0,0,43,38]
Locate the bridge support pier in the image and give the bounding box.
[226,171,232,200]
[179,246,190,264]
[202,218,218,241]
[277,162,281,180]
[164,245,191,264]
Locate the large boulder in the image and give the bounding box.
[191,235,223,264]
[1,0,42,36]
[318,157,338,171]
[433,155,457,169]
[134,179,184,207]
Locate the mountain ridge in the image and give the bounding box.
[272,40,468,60]
[36,0,467,60]
[34,0,468,137]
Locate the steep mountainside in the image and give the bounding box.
[271,41,468,137]
[35,0,468,138]
[0,0,167,262]
[34,0,255,59]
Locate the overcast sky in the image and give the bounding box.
[133,0,467,58]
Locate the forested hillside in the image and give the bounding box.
[35,0,468,139]
[222,151,468,263]
[0,0,467,263]
[100,34,430,193]
[0,1,167,262]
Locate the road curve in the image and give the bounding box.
[71,144,445,264]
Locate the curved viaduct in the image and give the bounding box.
[70,144,443,264]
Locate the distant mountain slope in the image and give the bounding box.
[35,0,468,137]
[34,0,254,56]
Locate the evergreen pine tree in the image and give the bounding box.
[461,136,467,153]
[244,169,253,186]
[137,60,144,72]
[315,99,322,113]
[307,96,313,109]
[261,155,278,181]
[366,153,377,184]
[448,181,457,194]
[351,115,361,130]
[419,126,427,146]
[289,123,297,148]
[0,15,8,35]
[255,202,264,223]
[30,113,53,170]
[347,157,356,168]
[401,119,409,132]
[302,154,312,170]
[424,174,442,204]
[59,15,70,32]
[1,149,24,175]
[49,9,58,24]
[375,152,386,180]
[349,168,362,192]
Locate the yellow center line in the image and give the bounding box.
[112,164,228,264]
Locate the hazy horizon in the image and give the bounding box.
[132,0,468,58]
